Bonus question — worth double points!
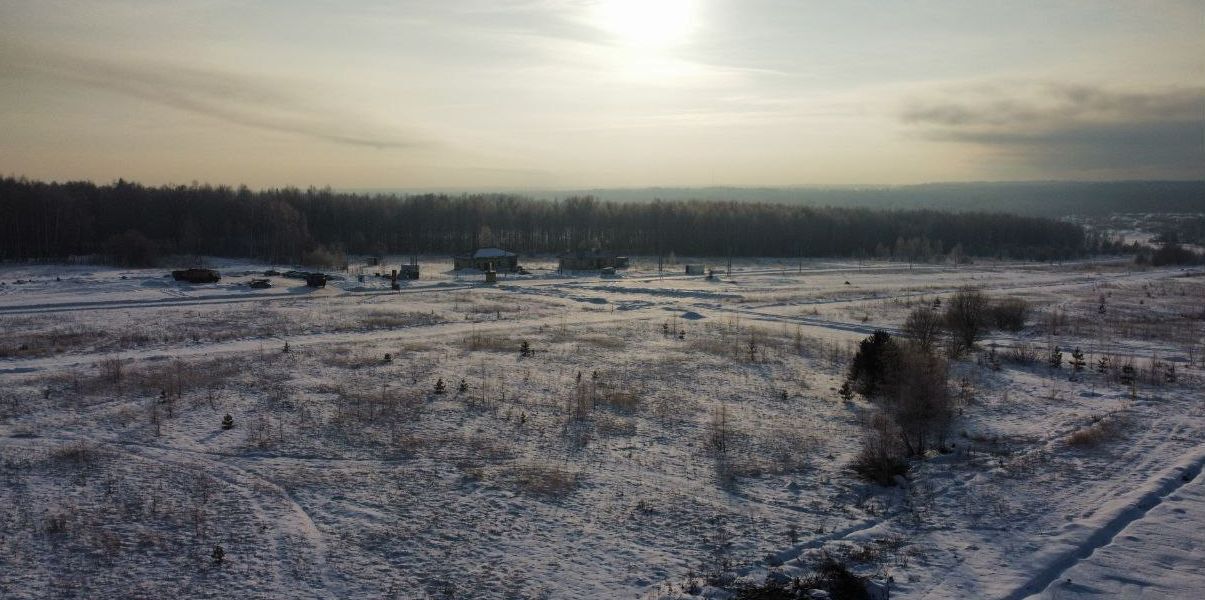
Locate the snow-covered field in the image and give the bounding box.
[1,257,1201,599]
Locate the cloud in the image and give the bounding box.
[0,42,428,150]
[900,81,1204,176]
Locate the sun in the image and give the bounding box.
[591,0,696,50]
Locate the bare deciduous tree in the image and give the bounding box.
[903,306,943,352]
[944,286,988,352]
[883,349,954,455]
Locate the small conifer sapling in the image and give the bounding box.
[1049,346,1063,370]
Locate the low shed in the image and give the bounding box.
[558,251,630,271]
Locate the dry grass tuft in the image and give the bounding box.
[498,462,581,499]
[574,333,627,351]
[461,330,518,353]
[357,309,443,330]
[1067,415,1127,448]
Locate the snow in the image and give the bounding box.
[1,256,1201,598]
[1028,465,1205,599]
[472,248,516,258]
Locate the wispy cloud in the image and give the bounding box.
[0,42,428,150]
[901,81,1204,176]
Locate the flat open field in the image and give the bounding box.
[2,257,1202,599]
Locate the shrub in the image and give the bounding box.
[600,388,640,413]
[800,557,871,600]
[903,306,943,352]
[44,512,70,535]
[989,297,1030,332]
[51,441,96,466]
[1006,343,1040,365]
[852,412,908,485]
[732,557,869,600]
[944,287,988,351]
[706,404,732,455]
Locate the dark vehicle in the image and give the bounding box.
[305,273,328,288]
[248,278,272,289]
[171,268,221,283]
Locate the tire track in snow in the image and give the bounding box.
[1001,448,1205,600]
[0,284,479,316]
[4,434,345,599]
[0,308,660,374]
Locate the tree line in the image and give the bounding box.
[536,180,1205,217]
[0,176,1090,265]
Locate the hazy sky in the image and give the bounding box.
[1,0,1202,188]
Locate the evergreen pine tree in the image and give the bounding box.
[1070,347,1086,373]
[520,340,531,357]
[221,414,234,430]
[458,379,468,393]
[838,380,854,401]
[1120,364,1136,385]
[434,378,446,394]
[212,545,225,564]
[1048,346,1063,370]
[1096,356,1109,374]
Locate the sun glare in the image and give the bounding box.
[592,0,696,49]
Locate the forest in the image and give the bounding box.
[531,181,1205,217]
[0,177,1094,265]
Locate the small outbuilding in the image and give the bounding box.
[453,247,519,272]
[397,264,420,280]
[685,264,707,275]
[558,250,630,271]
